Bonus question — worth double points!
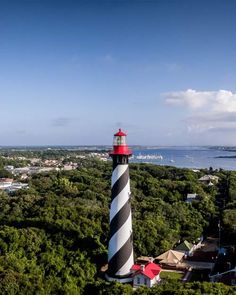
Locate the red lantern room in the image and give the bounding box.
[110,129,132,156]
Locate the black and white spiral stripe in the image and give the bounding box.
[108,159,134,277]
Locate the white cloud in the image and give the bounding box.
[164,89,236,112]
[164,89,214,109]
[163,89,236,137]
[212,90,236,112]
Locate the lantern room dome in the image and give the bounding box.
[114,128,127,137]
[110,128,132,156]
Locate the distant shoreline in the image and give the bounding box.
[215,155,236,159]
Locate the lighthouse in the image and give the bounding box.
[106,129,134,282]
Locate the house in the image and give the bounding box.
[136,256,154,265]
[131,262,161,288]
[4,165,14,171]
[0,178,28,193]
[14,167,30,175]
[155,250,185,268]
[0,178,13,189]
[63,165,74,171]
[186,193,198,203]
[175,240,194,256]
[198,175,219,185]
[4,182,29,193]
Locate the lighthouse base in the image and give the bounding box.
[105,272,133,283]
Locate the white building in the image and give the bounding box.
[186,193,198,203]
[4,165,14,171]
[0,178,13,188]
[198,175,219,185]
[5,183,29,193]
[131,262,162,288]
[0,178,28,192]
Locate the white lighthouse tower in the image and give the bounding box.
[106,129,134,283]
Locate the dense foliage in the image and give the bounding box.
[0,154,235,294]
[88,280,236,295]
[222,172,236,242]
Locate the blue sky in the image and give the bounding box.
[1,0,236,145]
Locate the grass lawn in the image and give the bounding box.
[160,271,184,280]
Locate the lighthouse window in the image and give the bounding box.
[114,136,126,146]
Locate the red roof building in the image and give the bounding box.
[131,262,162,288]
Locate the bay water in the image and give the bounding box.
[131,147,236,171]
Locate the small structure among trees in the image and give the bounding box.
[198,175,219,185]
[131,262,162,288]
[155,250,185,268]
[174,240,194,256]
[186,193,198,203]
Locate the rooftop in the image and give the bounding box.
[131,262,161,279]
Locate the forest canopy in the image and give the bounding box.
[0,155,235,294]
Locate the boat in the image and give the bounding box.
[136,154,163,160]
